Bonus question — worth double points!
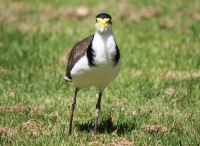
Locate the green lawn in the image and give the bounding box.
[0,0,200,145]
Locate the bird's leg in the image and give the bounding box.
[94,91,103,135]
[69,88,78,135]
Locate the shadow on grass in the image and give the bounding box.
[75,117,135,135]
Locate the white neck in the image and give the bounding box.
[92,28,116,65]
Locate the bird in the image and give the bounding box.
[64,13,120,135]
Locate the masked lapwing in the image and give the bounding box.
[64,13,120,135]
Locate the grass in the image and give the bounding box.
[0,0,200,145]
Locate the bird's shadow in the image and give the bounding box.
[75,117,135,135]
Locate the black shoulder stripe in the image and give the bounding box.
[113,44,120,66]
[87,39,96,67]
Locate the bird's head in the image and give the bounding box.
[95,13,112,35]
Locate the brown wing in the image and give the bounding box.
[66,34,94,79]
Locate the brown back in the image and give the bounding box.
[66,34,94,79]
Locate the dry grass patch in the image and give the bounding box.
[0,105,26,112]
[9,91,15,97]
[117,139,136,146]
[41,6,90,22]
[116,3,163,22]
[0,1,32,23]
[165,87,176,96]
[89,137,136,146]
[22,119,44,136]
[9,2,32,13]
[0,127,17,140]
[0,11,16,23]
[31,102,50,114]
[116,102,126,108]
[129,70,200,81]
[0,42,4,47]
[49,111,59,119]
[142,124,168,135]
[175,94,185,101]
[0,68,6,74]
[190,12,200,21]
[138,7,163,21]
[18,23,33,32]
[133,70,144,77]
[165,71,200,79]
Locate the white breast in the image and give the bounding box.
[71,31,120,91]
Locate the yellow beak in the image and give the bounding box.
[96,18,110,34]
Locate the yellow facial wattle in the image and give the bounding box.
[96,18,110,34]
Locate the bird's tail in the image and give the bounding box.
[64,76,72,82]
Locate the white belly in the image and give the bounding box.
[71,56,120,91]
